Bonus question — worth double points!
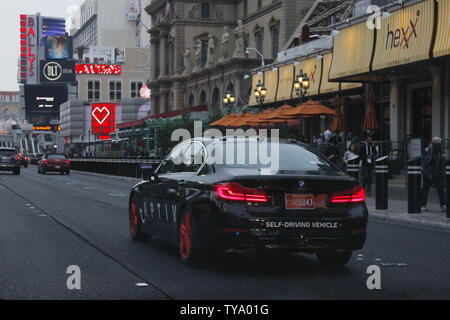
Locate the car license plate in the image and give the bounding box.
[285,194,315,210]
[55,166,60,169]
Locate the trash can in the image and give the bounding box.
[375,156,389,210]
[347,156,360,180]
[407,157,422,214]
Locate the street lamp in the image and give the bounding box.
[254,80,267,106]
[245,47,265,67]
[222,90,236,113]
[294,69,310,102]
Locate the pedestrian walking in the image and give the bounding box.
[359,136,377,196]
[324,137,340,164]
[421,137,447,212]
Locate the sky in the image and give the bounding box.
[0,0,84,92]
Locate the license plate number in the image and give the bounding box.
[55,166,60,169]
[285,194,315,210]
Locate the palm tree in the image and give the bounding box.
[75,46,88,61]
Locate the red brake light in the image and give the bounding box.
[66,160,70,164]
[215,183,268,203]
[25,157,28,160]
[44,159,48,164]
[330,185,365,204]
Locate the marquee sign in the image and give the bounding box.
[92,103,116,139]
[76,64,121,75]
[40,60,76,83]
[19,14,38,84]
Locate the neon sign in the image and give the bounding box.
[92,103,116,136]
[19,15,38,84]
[76,64,121,75]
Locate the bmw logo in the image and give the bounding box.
[298,180,305,188]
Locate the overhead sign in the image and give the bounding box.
[33,124,60,132]
[40,60,76,83]
[24,85,68,114]
[19,15,38,84]
[76,64,121,75]
[45,35,73,60]
[92,103,116,136]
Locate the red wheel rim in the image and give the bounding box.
[130,201,138,236]
[179,212,192,259]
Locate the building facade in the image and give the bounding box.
[71,0,152,49]
[145,0,316,115]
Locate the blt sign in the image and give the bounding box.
[19,15,38,84]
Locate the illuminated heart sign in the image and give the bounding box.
[92,103,116,135]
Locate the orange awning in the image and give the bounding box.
[227,113,255,127]
[259,104,296,121]
[209,113,240,126]
[283,99,335,116]
[245,110,274,126]
[362,89,379,130]
[330,95,345,132]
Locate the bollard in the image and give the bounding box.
[375,156,389,210]
[447,161,450,219]
[346,156,360,180]
[407,157,422,214]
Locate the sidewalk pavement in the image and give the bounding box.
[366,185,450,231]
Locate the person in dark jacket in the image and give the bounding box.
[421,137,446,212]
[324,137,340,164]
[359,136,378,196]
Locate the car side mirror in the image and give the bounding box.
[141,164,157,181]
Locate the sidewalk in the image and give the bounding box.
[366,184,450,231]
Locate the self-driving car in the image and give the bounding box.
[0,148,21,175]
[37,154,70,175]
[128,137,368,267]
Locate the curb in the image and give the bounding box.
[72,170,141,183]
[368,211,450,231]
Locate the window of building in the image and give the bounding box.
[5,96,10,103]
[257,0,262,9]
[201,2,210,18]
[87,80,100,101]
[109,80,121,102]
[0,96,4,102]
[271,26,279,59]
[256,32,263,54]
[243,0,248,16]
[131,81,144,98]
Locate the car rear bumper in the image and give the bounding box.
[220,230,366,253]
[0,163,19,171]
[42,165,69,172]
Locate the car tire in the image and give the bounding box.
[60,171,64,175]
[178,210,201,267]
[24,164,28,168]
[66,170,70,175]
[129,198,146,242]
[42,169,46,174]
[316,250,352,268]
[13,168,20,175]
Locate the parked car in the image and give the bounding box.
[0,148,21,175]
[37,154,70,175]
[30,153,44,165]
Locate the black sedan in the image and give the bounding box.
[0,148,21,175]
[128,137,368,267]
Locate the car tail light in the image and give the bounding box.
[330,185,365,204]
[25,157,28,160]
[44,159,48,164]
[214,183,268,203]
[16,156,20,160]
[66,160,70,164]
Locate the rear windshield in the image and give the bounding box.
[0,150,16,157]
[211,140,339,174]
[48,154,66,159]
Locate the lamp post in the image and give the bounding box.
[294,69,310,103]
[254,80,267,108]
[222,90,236,114]
[245,47,265,67]
[293,69,310,139]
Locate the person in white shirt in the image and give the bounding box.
[343,144,358,165]
[324,129,333,142]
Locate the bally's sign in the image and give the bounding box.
[40,60,76,83]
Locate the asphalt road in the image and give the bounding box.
[0,167,449,300]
